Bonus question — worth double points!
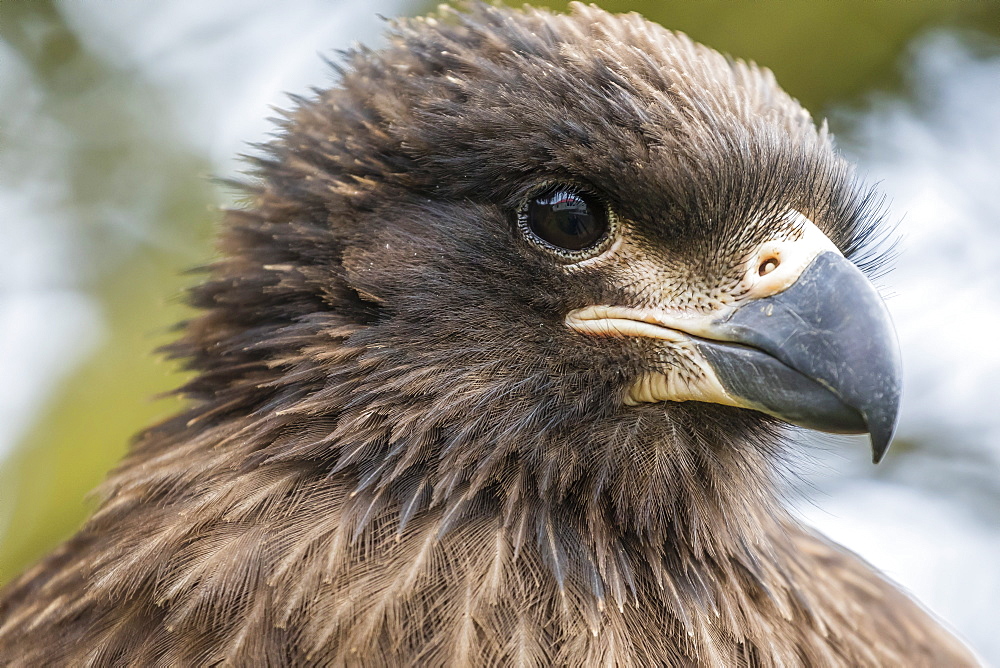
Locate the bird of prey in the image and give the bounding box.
[0,3,977,666]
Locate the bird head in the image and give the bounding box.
[190,3,898,541]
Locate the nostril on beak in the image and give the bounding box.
[758,256,780,277]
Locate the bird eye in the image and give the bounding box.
[518,186,615,260]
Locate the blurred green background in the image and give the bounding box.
[2,0,999,658]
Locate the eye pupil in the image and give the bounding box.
[524,188,609,252]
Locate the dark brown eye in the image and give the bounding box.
[519,187,613,257]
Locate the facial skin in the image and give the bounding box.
[563,210,899,459]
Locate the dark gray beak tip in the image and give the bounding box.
[866,386,901,464]
[870,426,893,465]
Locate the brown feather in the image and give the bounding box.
[0,3,976,666]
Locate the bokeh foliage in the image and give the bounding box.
[506,0,1000,113]
[1,0,998,585]
[0,0,212,582]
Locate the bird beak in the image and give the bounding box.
[694,251,901,462]
[566,218,902,463]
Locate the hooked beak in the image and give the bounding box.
[566,220,902,463]
[695,251,901,462]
